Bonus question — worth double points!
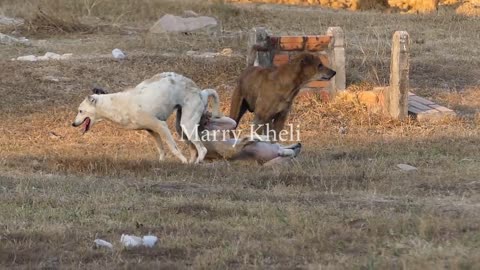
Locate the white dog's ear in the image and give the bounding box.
[88,95,97,105]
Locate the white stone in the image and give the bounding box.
[16,55,37,61]
[150,14,218,34]
[397,164,417,171]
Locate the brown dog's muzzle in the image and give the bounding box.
[317,66,336,81]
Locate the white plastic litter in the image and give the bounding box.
[112,48,126,60]
[0,33,30,46]
[142,235,158,247]
[120,234,143,248]
[94,239,113,249]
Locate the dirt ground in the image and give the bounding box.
[1,1,480,269]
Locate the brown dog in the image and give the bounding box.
[229,52,336,134]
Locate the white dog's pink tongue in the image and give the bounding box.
[83,118,91,133]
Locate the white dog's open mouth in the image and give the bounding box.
[82,117,91,133]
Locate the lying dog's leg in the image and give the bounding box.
[262,156,294,167]
[150,120,188,164]
[280,143,302,157]
[147,130,165,161]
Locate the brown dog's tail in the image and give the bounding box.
[201,88,222,118]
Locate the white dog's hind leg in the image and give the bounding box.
[151,121,188,164]
[186,141,198,164]
[180,123,207,164]
[180,108,207,164]
[147,130,165,161]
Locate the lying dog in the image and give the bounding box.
[72,72,221,164]
[177,111,302,166]
[230,52,336,135]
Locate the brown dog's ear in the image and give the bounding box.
[92,87,107,95]
[300,54,314,66]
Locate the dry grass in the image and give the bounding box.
[1,0,480,269]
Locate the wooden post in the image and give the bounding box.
[386,31,410,120]
[327,27,346,96]
[247,27,273,67]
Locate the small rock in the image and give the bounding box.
[112,48,126,60]
[16,55,37,61]
[397,164,417,171]
[94,239,113,249]
[149,14,219,35]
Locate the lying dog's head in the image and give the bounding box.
[72,88,108,133]
[291,53,336,81]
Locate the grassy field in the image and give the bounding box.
[1,0,480,269]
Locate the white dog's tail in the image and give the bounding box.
[201,88,223,117]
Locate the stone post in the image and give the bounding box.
[386,31,410,120]
[326,27,346,96]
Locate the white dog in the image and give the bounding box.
[72,72,221,164]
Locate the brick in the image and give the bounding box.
[306,36,332,51]
[273,53,289,67]
[272,35,331,51]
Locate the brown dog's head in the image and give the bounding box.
[291,53,336,81]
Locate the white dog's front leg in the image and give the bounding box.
[147,130,165,161]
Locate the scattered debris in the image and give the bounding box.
[0,33,31,46]
[338,126,348,134]
[397,164,417,171]
[142,235,158,248]
[0,16,24,27]
[112,48,126,60]
[149,14,219,35]
[13,52,73,61]
[219,48,233,57]
[120,234,158,248]
[15,55,37,61]
[186,48,235,58]
[183,10,199,17]
[94,239,113,250]
[186,50,217,58]
[120,234,144,248]
[48,131,63,140]
[41,75,72,83]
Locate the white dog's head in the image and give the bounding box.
[72,88,107,133]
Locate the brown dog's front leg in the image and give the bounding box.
[272,110,290,135]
